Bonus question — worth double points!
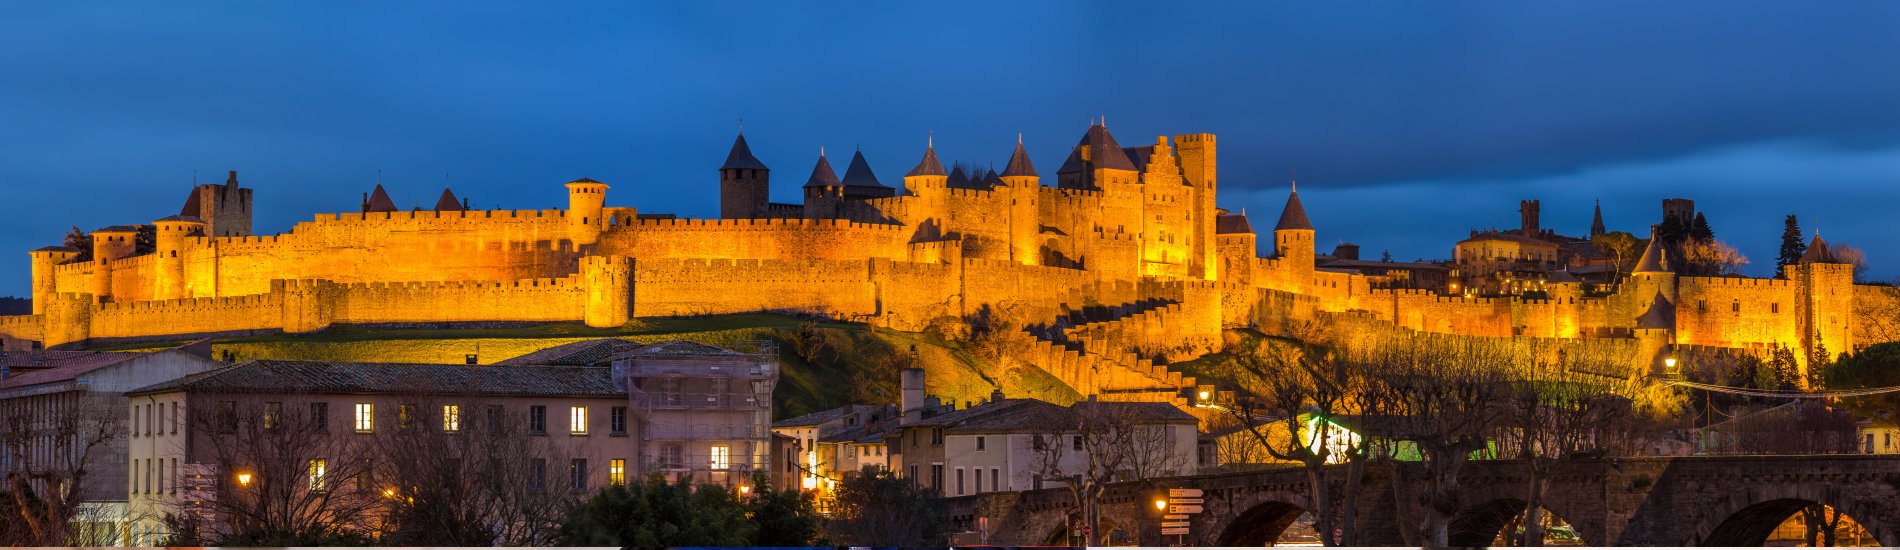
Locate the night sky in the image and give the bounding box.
[4,2,1898,295]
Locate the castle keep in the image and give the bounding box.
[4,124,1895,400]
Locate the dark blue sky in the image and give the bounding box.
[4,2,1899,294]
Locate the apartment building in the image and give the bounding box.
[771,403,897,497]
[893,396,1198,497]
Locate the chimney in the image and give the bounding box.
[901,368,925,424]
[991,388,1005,403]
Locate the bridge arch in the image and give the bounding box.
[1699,496,1891,547]
[1215,499,1309,546]
[1447,497,1593,547]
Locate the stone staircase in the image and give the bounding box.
[1020,298,1205,407]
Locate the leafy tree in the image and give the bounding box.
[61,226,92,262]
[1591,232,1641,277]
[1777,215,1806,275]
[553,475,753,547]
[825,468,947,546]
[746,473,823,546]
[1827,342,1900,420]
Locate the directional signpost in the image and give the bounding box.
[1159,488,1205,546]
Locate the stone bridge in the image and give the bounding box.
[942,455,1900,546]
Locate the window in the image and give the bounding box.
[992,468,1000,492]
[1732,301,1741,313]
[610,406,627,435]
[975,467,982,493]
[172,458,179,494]
[1772,303,1781,313]
[710,445,730,470]
[1073,435,1083,451]
[529,406,547,434]
[976,436,986,451]
[308,458,328,492]
[609,459,626,485]
[569,406,588,435]
[263,402,282,431]
[157,403,165,436]
[442,405,461,432]
[146,403,152,435]
[911,430,919,448]
[956,468,965,495]
[172,401,179,434]
[930,464,943,490]
[132,407,140,438]
[399,404,417,429]
[354,470,372,492]
[354,403,374,433]
[218,401,237,433]
[486,405,503,434]
[661,444,683,469]
[570,459,588,492]
[909,464,919,482]
[529,459,547,493]
[310,403,328,432]
[931,428,943,445]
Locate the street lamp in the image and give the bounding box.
[235,472,253,487]
[1154,498,1167,512]
[739,485,752,495]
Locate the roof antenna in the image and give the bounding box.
[1290,168,1297,193]
[928,129,933,148]
[1018,133,1023,145]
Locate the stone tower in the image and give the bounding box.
[1662,198,1695,225]
[1175,133,1218,281]
[28,246,79,314]
[565,178,609,246]
[719,132,771,219]
[802,151,844,219]
[581,256,633,328]
[1274,185,1316,290]
[153,215,205,300]
[179,171,253,238]
[999,138,1040,266]
[1520,199,1541,236]
[1789,234,1854,374]
[89,226,139,303]
[902,139,949,241]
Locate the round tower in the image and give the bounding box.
[998,139,1041,266]
[1272,185,1317,289]
[581,256,633,328]
[719,133,771,219]
[153,215,205,300]
[90,226,139,303]
[41,291,91,348]
[29,246,79,314]
[565,178,610,246]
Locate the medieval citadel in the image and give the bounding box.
[4,123,1896,401]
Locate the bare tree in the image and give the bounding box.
[175,395,380,545]
[0,393,120,546]
[1677,239,1749,277]
[1493,343,1644,546]
[1831,243,1870,282]
[373,396,572,545]
[1223,340,1365,546]
[1024,398,1188,545]
[1371,335,1515,547]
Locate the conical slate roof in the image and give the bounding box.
[946,165,972,188]
[906,142,945,177]
[840,149,886,188]
[1275,188,1313,231]
[365,184,397,213]
[1001,141,1037,178]
[1633,227,1669,273]
[721,133,769,171]
[1801,234,1840,264]
[434,188,464,211]
[1636,293,1674,330]
[803,153,841,188]
[1590,200,1607,236]
[1055,124,1137,174]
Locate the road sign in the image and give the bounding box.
[1162,514,1189,520]
[1168,497,1204,505]
[1161,521,1190,528]
[1169,505,1204,514]
[1161,527,1190,535]
[1169,488,1204,498]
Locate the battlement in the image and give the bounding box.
[629,217,905,232]
[1680,275,1794,289]
[1173,133,1215,144]
[97,292,277,314]
[943,187,1001,200]
[633,257,872,283]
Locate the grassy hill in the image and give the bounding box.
[97,314,1079,419]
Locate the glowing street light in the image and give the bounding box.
[739,485,752,495]
[235,472,253,486]
[1154,498,1168,511]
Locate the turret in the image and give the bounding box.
[1175,133,1219,281]
[901,137,947,194]
[999,137,1041,265]
[581,256,633,328]
[1628,225,1677,304]
[1520,199,1541,236]
[1055,123,1139,191]
[28,246,79,315]
[839,149,894,201]
[434,188,465,211]
[802,150,844,219]
[1790,233,1854,375]
[1273,184,1316,276]
[178,170,253,237]
[89,225,139,303]
[565,178,609,246]
[153,215,205,300]
[719,132,771,219]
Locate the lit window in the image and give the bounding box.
[354,403,374,433]
[609,459,626,486]
[569,406,588,435]
[442,405,461,432]
[709,445,732,470]
[308,458,328,491]
[263,402,282,431]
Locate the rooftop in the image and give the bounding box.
[129,359,621,397]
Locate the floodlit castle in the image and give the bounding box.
[4,123,1896,400]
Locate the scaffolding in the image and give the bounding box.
[622,340,778,485]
